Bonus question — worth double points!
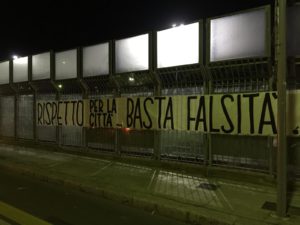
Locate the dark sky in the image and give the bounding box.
[0,0,272,61]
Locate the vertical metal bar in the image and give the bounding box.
[115,128,121,155]
[207,80,213,166]
[151,31,161,160]
[204,19,213,166]
[203,71,213,166]
[110,40,121,154]
[14,93,18,140]
[77,47,88,148]
[9,60,18,140]
[28,56,37,142]
[276,0,287,217]
[50,51,61,146]
[110,40,120,96]
[199,20,204,65]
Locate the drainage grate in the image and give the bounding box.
[197,183,218,190]
[262,201,300,216]
[261,201,276,211]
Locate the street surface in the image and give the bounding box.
[0,169,187,225]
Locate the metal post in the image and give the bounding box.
[204,19,213,166]
[28,56,37,143]
[151,31,161,160]
[77,47,89,148]
[203,76,213,166]
[50,51,61,146]
[110,40,122,155]
[276,0,287,217]
[153,76,161,160]
[9,60,18,140]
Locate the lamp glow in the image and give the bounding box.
[13,56,28,65]
[157,22,199,68]
[115,34,149,73]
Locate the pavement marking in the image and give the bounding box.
[218,181,267,193]
[69,154,111,163]
[89,162,114,176]
[46,161,66,168]
[216,186,234,211]
[0,201,52,225]
[147,169,157,190]
[0,218,12,225]
[115,162,153,171]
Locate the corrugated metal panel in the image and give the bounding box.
[0,96,15,137]
[86,128,115,151]
[120,129,154,156]
[37,125,56,142]
[17,95,34,139]
[60,126,83,146]
[160,130,205,161]
[211,134,269,170]
[60,94,83,147]
[36,94,56,142]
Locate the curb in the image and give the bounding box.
[0,161,232,225]
[0,141,277,187]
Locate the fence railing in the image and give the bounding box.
[0,3,300,179]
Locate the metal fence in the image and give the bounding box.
[0,95,15,137]
[0,61,281,175]
[0,3,299,179]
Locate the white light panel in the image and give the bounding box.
[287,6,300,56]
[157,22,199,68]
[0,61,9,84]
[32,52,50,80]
[210,9,266,62]
[83,43,109,77]
[55,49,77,80]
[115,34,149,73]
[13,56,28,83]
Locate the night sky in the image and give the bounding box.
[0,0,272,61]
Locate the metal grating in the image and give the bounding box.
[160,130,205,163]
[208,57,272,93]
[0,96,15,137]
[211,134,270,171]
[59,94,83,147]
[119,129,154,157]
[36,94,57,142]
[17,95,34,139]
[157,64,205,89]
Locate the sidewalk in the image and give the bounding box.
[0,143,299,225]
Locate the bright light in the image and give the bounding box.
[210,9,266,62]
[129,77,135,82]
[172,24,177,27]
[13,55,18,60]
[13,56,28,65]
[115,34,149,73]
[124,128,131,132]
[157,22,199,68]
[58,84,63,89]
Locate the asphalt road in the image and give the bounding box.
[0,169,187,225]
